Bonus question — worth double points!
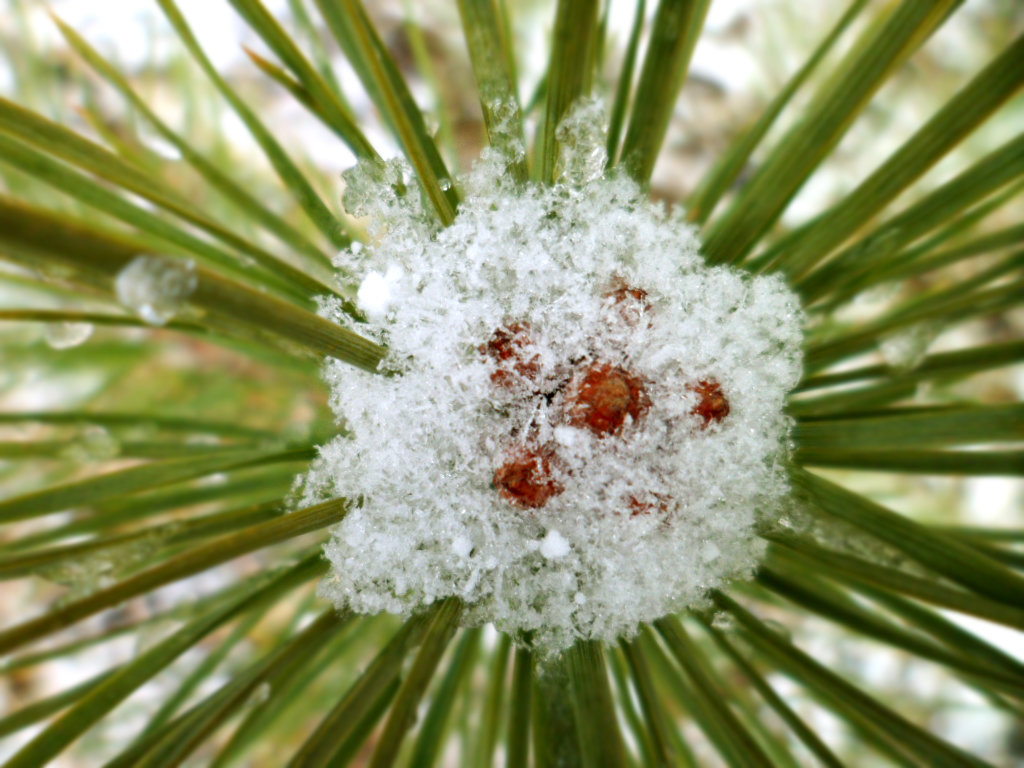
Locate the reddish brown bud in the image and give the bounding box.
[604,278,651,326]
[628,493,672,517]
[568,362,651,437]
[480,322,540,386]
[690,379,730,427]
[480,322,533,360]
[494,445,564,509]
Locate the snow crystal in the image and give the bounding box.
[539,530,571,560]
[451,535,474,558]
[302,105,804,651]
[356,265,404,321]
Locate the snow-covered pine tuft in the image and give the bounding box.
[302,104,804,651]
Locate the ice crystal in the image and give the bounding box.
[43,320,94,349]
[878,321,938,372]
[61,425,121,463]
[115,255,197,326]
[555,97,608,185]
[304,116,804,651]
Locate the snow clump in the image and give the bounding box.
[301,108,803,651]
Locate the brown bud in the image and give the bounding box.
[494,444,564,509]
[604,278,651,326]
[480,322,540,387]
[628,493,672,517]
[690,379,729,427]
[568,362,651,437]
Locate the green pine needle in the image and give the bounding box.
[0,1,1021,765]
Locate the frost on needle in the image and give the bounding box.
[300,106,804,651]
